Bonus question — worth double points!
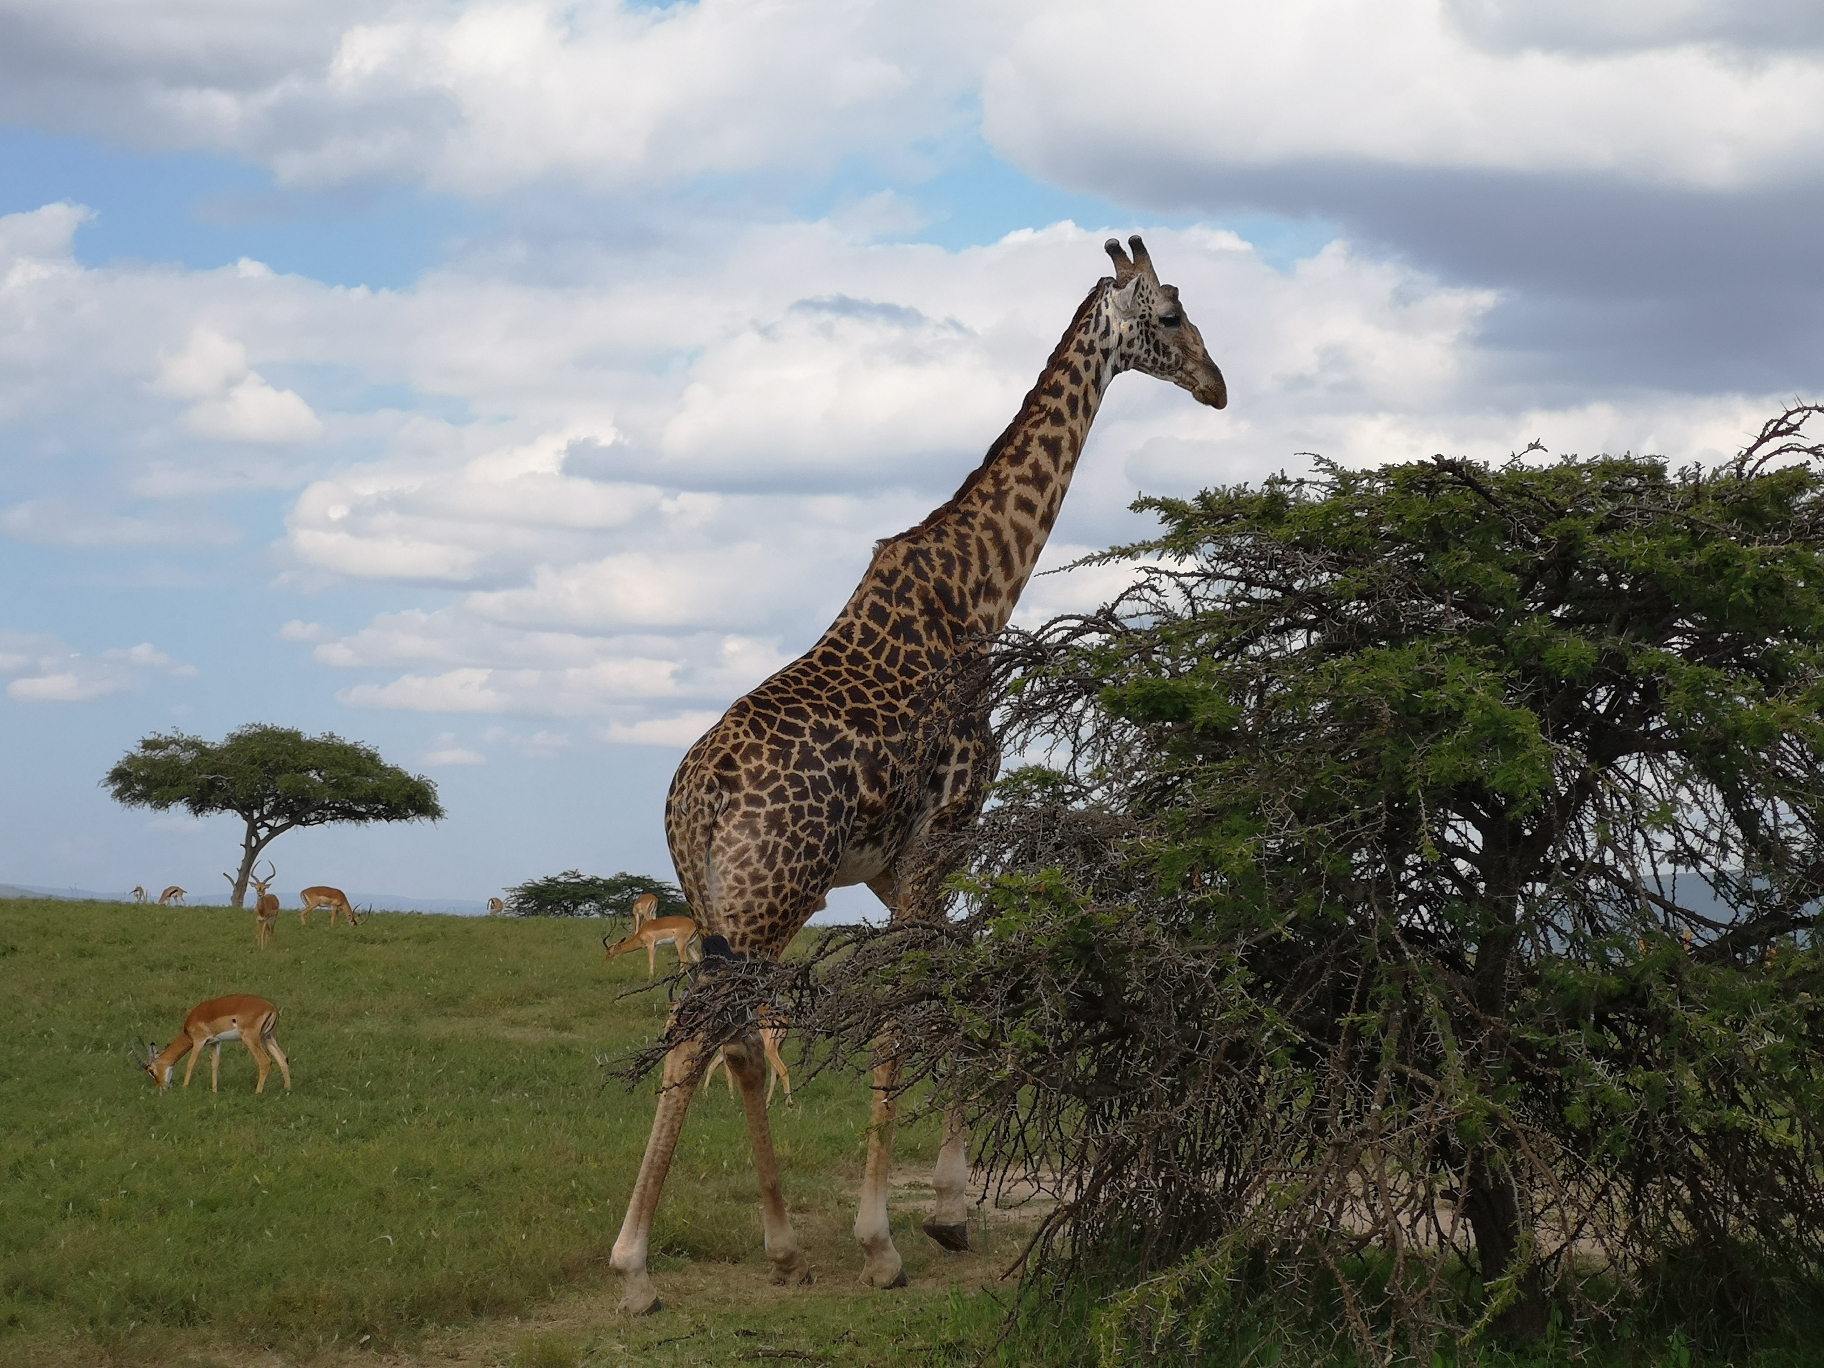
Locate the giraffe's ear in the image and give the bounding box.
[1105,237,1137,284]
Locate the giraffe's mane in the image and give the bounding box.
[870,278,1112,559]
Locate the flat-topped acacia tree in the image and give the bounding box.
[103,724,444,907]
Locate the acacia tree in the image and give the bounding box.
[503,869,687,920]
[805,408,1824,1357]
[104,724,444,906]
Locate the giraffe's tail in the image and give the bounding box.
[665,771,730,932]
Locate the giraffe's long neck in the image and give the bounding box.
[851,280,1119,654]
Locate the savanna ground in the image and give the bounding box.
[0,900,1027,1368]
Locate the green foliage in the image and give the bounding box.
[834,409,1824,1361]
[502,869,688,919]
[103,724,442,906]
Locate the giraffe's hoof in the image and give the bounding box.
[922,1219,971,1252]
[769,1254,814,1287]
[618,1296,663,1317]
[884,1267,910,1289]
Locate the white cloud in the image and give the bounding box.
[5,3,1822,201]
[153,327,323,443]
[424,733,486,766]
[985,0,1824,193]
[0,632,196,702]
[1,192,1800,738]
[0,0,1004,194]
[600,711,726,748]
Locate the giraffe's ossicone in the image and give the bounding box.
[610,235,1227,1315]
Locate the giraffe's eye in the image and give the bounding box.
[1159,313,1182,328]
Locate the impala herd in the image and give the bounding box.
[135,884,777,1111]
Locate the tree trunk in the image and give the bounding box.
[1462,1150,1545,1338]
[226,820,266,908]
[1466,831,1547,1339]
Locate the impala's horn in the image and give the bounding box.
[1104,237,1137,284]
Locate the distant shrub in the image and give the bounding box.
[502,870,687,919]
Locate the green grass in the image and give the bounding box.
[0,900,1006,1367]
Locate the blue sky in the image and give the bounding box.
[3,0,1821,913]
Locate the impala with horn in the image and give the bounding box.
[603,916,702,977]
[131,885,148,904]
[245,863,280,948]
[299,885,359,927]
[137,994,291,1093]
[487,896,505,916]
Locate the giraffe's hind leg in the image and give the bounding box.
[725,1032,811,1286]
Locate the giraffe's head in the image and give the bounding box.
[1102,236,1226,409]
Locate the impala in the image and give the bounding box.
[156,885,186,906]
[603,915,701,977]
[139,994,291,1093]
[629,892,658,930]
[703,1007,792,1106]
[487,896,505,916]
[248,864,280,948]
[299,885,359,927]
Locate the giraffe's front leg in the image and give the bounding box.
[922,1103,972,1250]
[854,1048,909,1288]
[611,1036,708,1314]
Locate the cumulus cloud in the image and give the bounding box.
[1,189,1800,738]
[423,732,485,766]
[6,2,1821,199]
[0,0,1003,194]
[152,327,323,443]
[0,632,196,702]
[985,1,1824,193]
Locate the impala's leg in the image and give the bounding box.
[646,941,659,978]
[611,1036,709,1315]
[181,1042,201,1089]
[209,1043,223,1092]
[855,1045,907,1288]
[242,1029,271,1094]
[725,1032,811,1287]
[763,1029,791,1106]
[264,1028,292,1092]
[923,1105,971,1250]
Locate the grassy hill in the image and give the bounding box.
[0,900,1014,1367]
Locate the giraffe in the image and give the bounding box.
[610,235,1227,1315]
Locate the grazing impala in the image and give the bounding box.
[603,916,701,978]
[131,885,148,904]
[299,885,358,927]
[487,896,505,916]
[156,885,186,906]
[140,994,291,1093]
